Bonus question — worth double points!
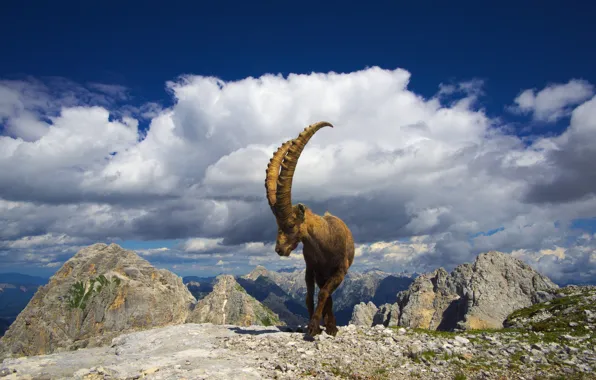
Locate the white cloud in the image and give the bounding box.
[183,238,224,253]
[1,233,85,249]
[510,79,594,122]
[0,68,595,283]
[523,96,596,204]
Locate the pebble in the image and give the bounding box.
[218,322,595,379]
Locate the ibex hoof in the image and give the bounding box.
[325,325,338,337]
[307,320,322,336]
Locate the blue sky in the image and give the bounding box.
[1,0,595,283]
[3,1,594,116]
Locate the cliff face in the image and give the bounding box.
[396,267,467,330]
[186,275,282,327]
[0,243,196,359]
[349,301,378,326]
[394,251,559,330]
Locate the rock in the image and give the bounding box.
[348,301,378,326]
[395,251,558,331]
[0,324,266,379]
[0,243,196,359]
[185,275,283,327]
[454,336,469,345]
[372,303,400,327]
[397,267,465,330]
[504,285,596,334]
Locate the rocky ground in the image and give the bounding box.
[1,322,594,379]
[505,285,596,333]
[222,324,595,379]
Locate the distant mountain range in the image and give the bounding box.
[0,273,48,336]
[183,266,416,326]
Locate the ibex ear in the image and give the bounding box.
[296,203,306,222]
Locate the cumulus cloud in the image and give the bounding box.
[523,95,596,204]
[510,79,594,122]
[0,68,595,283]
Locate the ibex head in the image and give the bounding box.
[264,121,334,256]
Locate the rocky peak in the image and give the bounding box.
[395,250,559,331]
[186,275,282,327]
[242,266,270,281]
[0,243,196,360]
[349,301,378,326]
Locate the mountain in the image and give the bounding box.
[0,243,196,360]
[0,273,47,286]
[236,275,309,326]
[371,250,559,331]
[186,275,282,327]
[239,265,414,326]
[182,275,217,284]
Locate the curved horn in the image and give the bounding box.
[265,140,293,213]
[276,121,334,230]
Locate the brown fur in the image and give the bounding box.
[265,121,355,337]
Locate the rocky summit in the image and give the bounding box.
[185,275,282,327]
[393,251,559,331]
[0,243,196,360]
[1,321,594,379]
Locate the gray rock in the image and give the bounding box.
[395,251,558,330]
[0,324,266,379]
[186,275,282,327]
[372,303,400,327]
[0,243,196,360]
[349,301,378,326]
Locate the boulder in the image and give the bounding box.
[0,243,195,359]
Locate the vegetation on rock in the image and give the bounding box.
[504,285,595,338]
[65,274,121,310]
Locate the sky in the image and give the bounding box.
[0,0,595,285]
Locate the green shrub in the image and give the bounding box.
[65,274,121,310]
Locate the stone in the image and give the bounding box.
[395,251,558,331]
[348,301,378,326]
[185,275,282,327]
[0,243,196,360]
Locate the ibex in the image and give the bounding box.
[264,121,355,337]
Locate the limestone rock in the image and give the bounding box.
[0,243,196,359]
[372,303,400,327]
[5,322,594,379]
[186,275,282,327]
[349,301,378,326]
[396,251,558,330]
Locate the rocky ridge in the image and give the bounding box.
[380,251,560,331]
[186,275,282,327]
